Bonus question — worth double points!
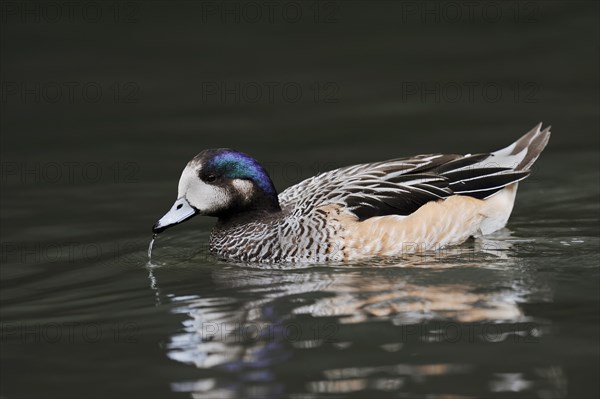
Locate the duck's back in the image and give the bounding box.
[273,123,550,262]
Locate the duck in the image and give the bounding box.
[152,123,550,263]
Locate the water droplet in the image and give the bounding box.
[148,233,157,261]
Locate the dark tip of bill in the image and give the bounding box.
[152,223,166,234]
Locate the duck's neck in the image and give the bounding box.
[216,206,281,228]
[216,190,282,228]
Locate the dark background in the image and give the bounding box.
[1,1,598,237]
[1,1,599,398]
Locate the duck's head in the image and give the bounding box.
[152,149,280,234]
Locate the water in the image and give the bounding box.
[1,2,599,398]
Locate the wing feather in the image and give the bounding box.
[278,151,528,220]
[277,124,550,221]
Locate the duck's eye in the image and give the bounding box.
[206,174,217,183]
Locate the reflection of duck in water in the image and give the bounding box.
[164,259,535,367]
[160,262,560,398]
[153,124,550,263]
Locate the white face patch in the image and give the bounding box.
[175,161,259,215]
[232,179,255,203]
[177,163,198,198]
[186,179,231,214]
[177,162,231,215]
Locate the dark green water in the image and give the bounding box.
[1,1,599,398]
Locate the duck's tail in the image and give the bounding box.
[474,123,551,235]
[491,122,551,171]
